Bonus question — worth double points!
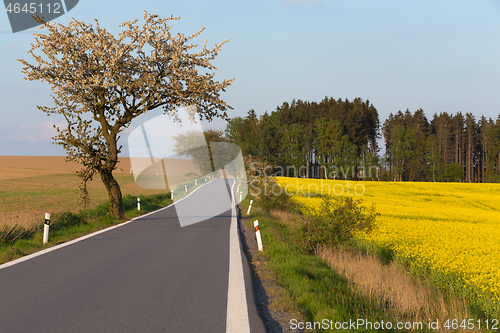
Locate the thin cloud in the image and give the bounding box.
[2,121,64,144]
[3,43,18,50]
[201,119,229,132]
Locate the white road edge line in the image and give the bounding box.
[226,179,251,333]
[0,178,216,271]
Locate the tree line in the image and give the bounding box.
[382,109,500,182]
[226,97,380,180]
[226,97,500,183]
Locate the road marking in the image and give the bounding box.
[0,178,216,271]
[226,179,251,333]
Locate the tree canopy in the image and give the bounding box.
[18,12,233,217]
[226,97,380,180]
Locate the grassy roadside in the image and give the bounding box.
[0,193,172,265]
[241,194,490,333]
[242,195,391,333]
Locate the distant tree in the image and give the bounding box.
[343,98,379,151]
[432,112,453,165]
[444,163,464,182]
[282,123,307,177]
[173,129,227,175]
[484,115,500,182]
[340,140,359,180]
[390,125,416,181]
[477,116,488,183]
[359,147,379,180]
[225,110,260,156]
[451,112,465,169]
[382,110,408,180]
[406,109,429,181]
[325,120,348,177]
[465,113,478,182]
[203,129,226,143]
[314,118,345,179]
[18,13,233,217]
[258,112,284,167]
[426,134,443,182]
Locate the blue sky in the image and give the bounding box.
[1,0,499,156]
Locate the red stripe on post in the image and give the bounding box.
[255,226,259,232]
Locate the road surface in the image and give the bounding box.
[0,178,265,333]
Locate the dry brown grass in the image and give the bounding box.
[0,211,44,229]
[0,211,43,244]
[317,246,483,333]
[269,209,296,226]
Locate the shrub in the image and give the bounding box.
[260,188,295,212]
[122,194,138,211]
[295,195,377,253]
[244,154,278,198]
[50,211,81,230]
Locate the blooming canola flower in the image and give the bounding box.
[277,177,500,314]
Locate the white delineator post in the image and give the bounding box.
[137,198,140,211]
[43,213,50,244]
[185,185,188,192]
[239,192,242,202]
[254,220,263,252]
[246,200,253,215]
[171,190,174,201]
[195,179,197,186]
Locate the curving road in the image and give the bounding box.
[0,178,265,333]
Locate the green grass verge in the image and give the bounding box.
[0,193,172,265]
[244,196,413,333]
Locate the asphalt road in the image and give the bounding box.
[0,178,265,333]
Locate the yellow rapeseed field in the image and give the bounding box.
[277,177,500,316]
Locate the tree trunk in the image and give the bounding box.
[100,169,124,219]
[466,129,472,183]
[481,143,485,183]
[444,122,448,165]
[306,154,310,178]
